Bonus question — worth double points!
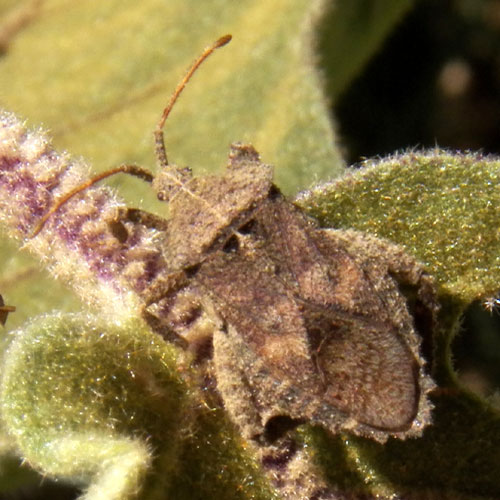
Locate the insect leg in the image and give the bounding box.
[108,207,169,244]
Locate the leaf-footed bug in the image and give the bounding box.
[27,33,438,498]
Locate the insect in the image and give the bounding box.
[0,294,15,326]
[31,35,437,447]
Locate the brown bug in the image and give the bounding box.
[31,34,437,449]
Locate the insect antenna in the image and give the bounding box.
[30,34,232,238]
[155,34,232,168]
[31,165,154,237]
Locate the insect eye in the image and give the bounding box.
[222,235,239,253]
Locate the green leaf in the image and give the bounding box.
[298,151,500,306]
[306,389,500,500]
[297,150,500,499]
[0,312,278,500]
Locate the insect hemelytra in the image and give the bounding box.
[33,35,437,445]
[143,141,438,444]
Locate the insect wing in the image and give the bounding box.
[254,198,424,432]
[196,247,318,392]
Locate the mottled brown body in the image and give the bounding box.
[133,143,437,444]
[5,35,438,499]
